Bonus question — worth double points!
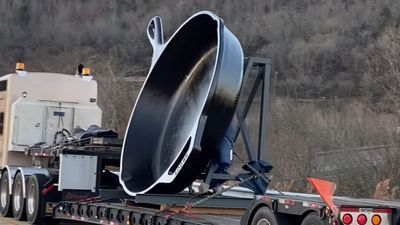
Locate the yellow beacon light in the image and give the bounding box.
[82,68,91,76]
[16,62,25,71]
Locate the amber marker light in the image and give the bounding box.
[82,68,91,76]
[371,214,381,225]
[16,62,25,71]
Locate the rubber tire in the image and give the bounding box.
[0,170,13,217]
[12,172,27,220]
[301,212,325,225]
[251,206,278,225]
[26,174,48,225]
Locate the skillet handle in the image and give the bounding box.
[147,16,164,65]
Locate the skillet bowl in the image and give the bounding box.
[120,11,243,195]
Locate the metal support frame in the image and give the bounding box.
[201,57,271,189]
[236,57,271,160]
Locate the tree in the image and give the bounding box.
[365,24,400,111]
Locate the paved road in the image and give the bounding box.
[0,217,26,225]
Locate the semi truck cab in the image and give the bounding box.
[0,64,102,167]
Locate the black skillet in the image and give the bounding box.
[120,11,244,195]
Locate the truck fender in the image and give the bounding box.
[2,166,18,195]
[14,167,50,198]
[240,198,275,225]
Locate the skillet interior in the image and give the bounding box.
[121,14,218,193]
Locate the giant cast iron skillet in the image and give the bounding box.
[120,11,244,195]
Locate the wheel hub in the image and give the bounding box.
[27,183,36,215]
[1,178,8,208]
[13,180,22,211]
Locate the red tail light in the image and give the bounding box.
[357,214,367,225]
[342,213,353,225]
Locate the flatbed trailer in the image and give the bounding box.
[48,57,400,225]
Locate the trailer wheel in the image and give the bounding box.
[251,206,278,225]
[301,212,325,225]
[0,170,12,217]
[26,174,47,224]
[12,172,27,220]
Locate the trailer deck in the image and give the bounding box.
[49,186,400,225]
[52,201,243,225]
[263,191,400,209]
